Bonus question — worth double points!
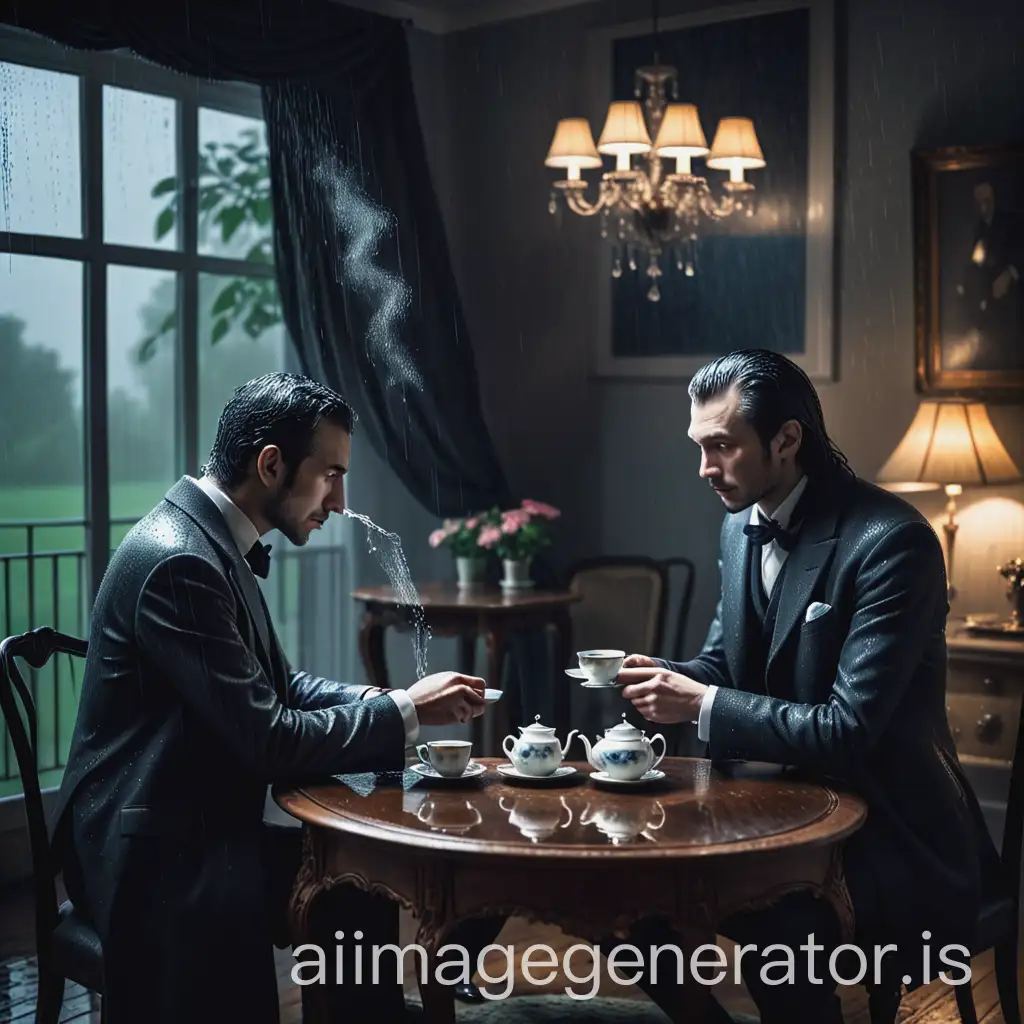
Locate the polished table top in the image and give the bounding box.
[351,583,582,612]
[275,758,866,860]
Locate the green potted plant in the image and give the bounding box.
[478,500,561,590]
[429,516,487,588]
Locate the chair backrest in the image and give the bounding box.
[0,627,88,959]
[564,556,668,661]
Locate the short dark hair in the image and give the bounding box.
[688,349,852,478]
[203,373,355,489]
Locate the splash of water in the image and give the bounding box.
[343,509,431,679]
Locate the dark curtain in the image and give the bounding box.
[1,0,556,721]
[0,0,513,517]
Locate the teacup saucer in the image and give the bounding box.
[496,764,578,785]
[484,688,503,703]
[589,769,666,788]
[410,761,486,782]
[564,668,619,686]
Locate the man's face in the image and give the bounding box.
[263,421,350,546]
[688,387,790,513]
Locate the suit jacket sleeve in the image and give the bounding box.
[136,553,406,780]
[654,556,733,689]
[705,520,946,775]
[288,671,369,711]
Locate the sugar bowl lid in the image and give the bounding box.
[603,713,645,740]
[519,714,556,737]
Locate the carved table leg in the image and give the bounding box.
[358,608,389,689]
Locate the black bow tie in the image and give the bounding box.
[743,517,798,552]
[245,540,272,579]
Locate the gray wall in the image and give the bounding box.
[408,0,1024,661]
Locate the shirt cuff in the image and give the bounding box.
[697,684,718,743]
[384,688,420,746]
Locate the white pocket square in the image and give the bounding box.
[805,601,832,623]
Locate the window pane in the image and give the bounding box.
[197,272,285,465]
[103,86,178,250]
[107,266,178,544]
[197,108,272,262]
[0,62,81,237]
[0,255,85,796]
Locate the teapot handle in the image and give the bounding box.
[648,801,666,831]
[501,735,516,760]
[498,795,514,813]
[649,733,667,770]
[559,795,574,829]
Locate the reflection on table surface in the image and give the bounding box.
[287,757,852,853]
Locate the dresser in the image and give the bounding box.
[945,620,1024,849]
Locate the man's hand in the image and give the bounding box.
[407,671,486,726]
[617,666,707,724]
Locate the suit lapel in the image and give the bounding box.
[720,515,752,687]
[767,477,848,669]
[163,478,275,679]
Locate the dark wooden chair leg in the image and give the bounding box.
[34,968,65,1024]
[996,936,1021,1024]
[867,982,902,1024]
[955,980,981,1024]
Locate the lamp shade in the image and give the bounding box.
[706,116,766,171]
[544,118,603,170]
[653,103,709,157]
[876,401,1022,492]
[597,101,652,156]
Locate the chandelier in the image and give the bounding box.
[544,29,765,301]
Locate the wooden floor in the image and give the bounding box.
[0,878,1016,1022]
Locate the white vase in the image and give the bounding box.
[456,556,487,589]
[501,557,534,589]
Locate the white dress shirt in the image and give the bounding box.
[695,475,808,742]
[191,476,419,744]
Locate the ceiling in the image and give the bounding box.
[339,0,597,33]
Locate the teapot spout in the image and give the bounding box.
[578,734,602,771]
[561,728,579,759]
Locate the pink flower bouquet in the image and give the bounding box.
[427,515,485,558]
[478,499,560,561]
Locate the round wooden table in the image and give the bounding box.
[276,757,866,1023]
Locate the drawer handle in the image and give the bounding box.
[975,713,1003,745]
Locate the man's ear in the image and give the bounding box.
[255,445,285,488]
[774,419,803,461]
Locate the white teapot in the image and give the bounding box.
[502,715,579,777]
[498,793,573,842]
[578,714,666,781]
[580,799,666,845]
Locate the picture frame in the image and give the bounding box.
[586,0,836,381]
[912,143,1024,400]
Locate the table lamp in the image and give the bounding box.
[876,400,1022,602]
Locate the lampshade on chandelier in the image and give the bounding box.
[544,14,765,301]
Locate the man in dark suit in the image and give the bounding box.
[617,350,1002,1022]
[52,372,486,1023]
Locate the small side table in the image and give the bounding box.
[351,583,583,754]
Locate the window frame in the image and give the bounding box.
[0,27,278,599]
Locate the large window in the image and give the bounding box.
[0,33,297,794]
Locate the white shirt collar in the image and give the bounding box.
[751,474,809,529]
[191,476,261,558]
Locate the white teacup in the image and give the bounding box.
[577,649,625,686]
[417,740,472,778]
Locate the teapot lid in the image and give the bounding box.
[519,714,556,736]
[604,713,644,739]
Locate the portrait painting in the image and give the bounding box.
[914,144,1024,399]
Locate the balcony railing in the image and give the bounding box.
[0,517,346,795]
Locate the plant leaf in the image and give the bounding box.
[211,317,230,345]
[151,176,177,197]
[211,281,241,314]
[217,206,246,241]
[155,206,175,240]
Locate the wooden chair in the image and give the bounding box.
[0,626,105,1023]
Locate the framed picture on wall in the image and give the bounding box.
[584,0,836,380]
[913,144,1024,400]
